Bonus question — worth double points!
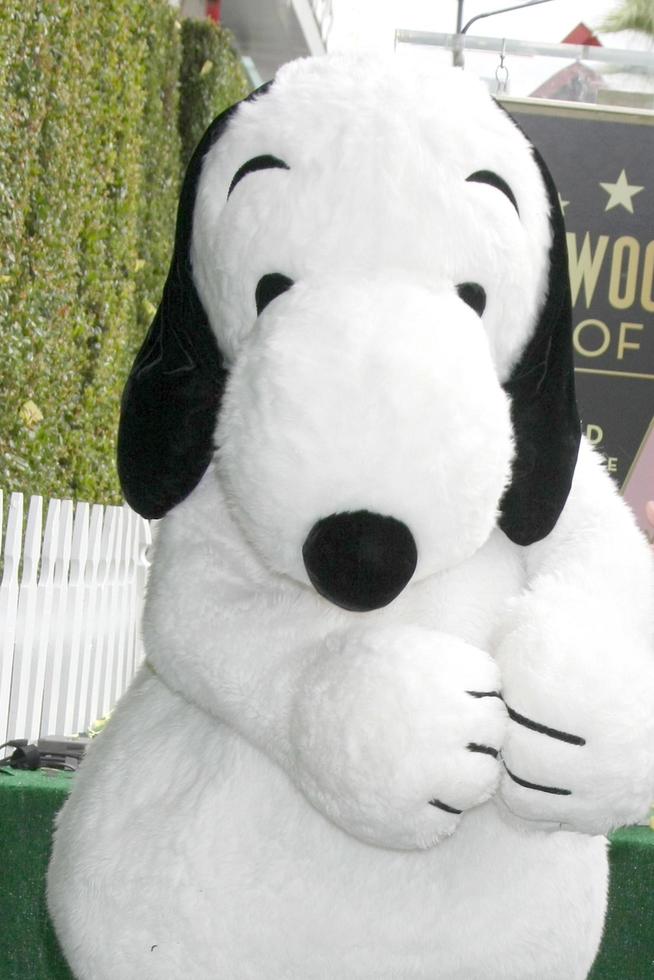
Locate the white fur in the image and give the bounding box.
[48,478,611,979]
[496,441,654,835]
[48,55,654,979]
[218,279,512,583]
[192,55,551,381]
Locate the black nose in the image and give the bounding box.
[302,510,417,612]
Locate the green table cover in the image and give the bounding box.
[1,769,73,979]
[1,769,652,979]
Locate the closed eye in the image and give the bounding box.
[228,155,290,198]
[255,274,294,315]
[466,170,519,215]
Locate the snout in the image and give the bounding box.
[302,511,417,612]
[217,278,514,590]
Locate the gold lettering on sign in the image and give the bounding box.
[642,241,654,313]
[609,237,640,310]
[617,322,644,360]
[567,233,654,314]
[567,232,609,307]
[585,424,604,445]
[574,319,611,358]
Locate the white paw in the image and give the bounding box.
[290,625,507,849]
[495,595,654,835]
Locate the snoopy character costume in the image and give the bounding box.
[48,55,654,980]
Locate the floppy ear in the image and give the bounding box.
[117,84,270,520]
[498,141,581,546]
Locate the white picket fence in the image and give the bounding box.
[0,491,152,745]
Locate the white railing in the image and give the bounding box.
[0,491,151,745]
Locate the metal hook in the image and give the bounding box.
[495,39,509,94]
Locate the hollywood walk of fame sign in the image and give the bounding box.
[502,97,654,542]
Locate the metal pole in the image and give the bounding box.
[453,0,556,69]
[453,0,465,67]
[461,0,555,35]
[456,0,465,33]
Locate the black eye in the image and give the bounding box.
[255,273,294,315]
[456,282,486,317]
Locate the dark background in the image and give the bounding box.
[505,100,653,495]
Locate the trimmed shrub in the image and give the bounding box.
[179,18,250,170]
[0,5,249,507]
[135,7,182,344]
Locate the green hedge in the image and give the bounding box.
[179,18,251,170]
[0,4,249,507]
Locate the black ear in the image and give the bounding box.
[117,84,270,520]
[498,141,580,546]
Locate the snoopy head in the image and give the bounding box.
[118,55,579,612]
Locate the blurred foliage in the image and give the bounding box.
[0,4,250,506]
[599,0,654,37]
[179,18,250,170]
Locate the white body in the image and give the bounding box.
[48,57,654,979]
[49,446,654,980]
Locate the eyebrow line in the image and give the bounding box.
[466,170,519,214]
[227,154,290,198]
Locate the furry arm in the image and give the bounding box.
[143,472,507,850]
[496,440,654,834]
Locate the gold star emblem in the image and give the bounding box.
[599,169,644,213]
[558,193,569,214]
